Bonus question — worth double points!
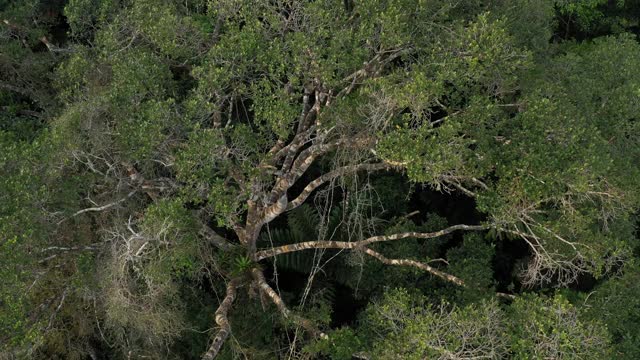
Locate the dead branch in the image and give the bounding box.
[46,288,68,330]
[0,81,32,97]
[58,190,137,224]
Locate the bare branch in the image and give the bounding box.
[337,48,411,98]
[251,268,328,339]
[363,247,466,286]
[266,87,317,171]
[286,162,396,211]
[256,224,488,260]
[496,292,516,300]
[268,136,375,204]
[255,225,488,287]
[202,278,241,360]
[0,81,31,97]
[262,194,288,225]
[38,245,97,264]
[47,288,68,330]
[271,124,316,171]
[199,224,236,251]
[58,190,137,224]
[438,175,490,197]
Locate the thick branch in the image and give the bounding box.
[256,224,488,260]
[271,124,315,171]
[262,194,288,225]
[199,224,236,251]
[337,48,411,98]
[268,142,338,203]
[251,268,327,339]
[286,162,396,211]
[265,87,316,170]
[361,247,465,286]
[268,136,375,204]
[202,278,241,360]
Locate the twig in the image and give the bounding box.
[58,190,137,224]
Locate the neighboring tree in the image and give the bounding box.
[554,0,640,39]
[579,263,640,359]
[1,0,639,359]
[310,289,611,359]
[0,0,65,113]
[506,293,611,359]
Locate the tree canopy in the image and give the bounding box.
[1,1,639,359]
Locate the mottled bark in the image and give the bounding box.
[252,268,328,339]
[256,224,488,260]
[202,278,241,360]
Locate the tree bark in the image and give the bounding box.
[255,224,488,260]
[202,278,241,360]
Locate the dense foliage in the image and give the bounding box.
[1,1,639,359]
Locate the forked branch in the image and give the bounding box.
[361,247,465,286]
[268,136,375,204]
[286,162,397,211]
[255,224,488,260]
[58,190,137,224]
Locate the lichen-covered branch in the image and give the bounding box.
[361,247,465,286]
[251,268,328,339]
[256,224,488,260]
[202,278,241,360]
[286,162,396,211]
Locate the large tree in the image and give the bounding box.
[2,0,640,359]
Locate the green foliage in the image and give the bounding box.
[507,293,612,359]
[447,233,496,301]
[0,0,63,111]
[492,0,556,55]
[0,131,48,349]
[64,0,120,40]
[116,98,176,160]
[141,199,203,278]
[583,265,640,359]
[355,288,506,359]
[556,0,615,31]
[376,13,532,184]
[0,237,42,350]
[232,255,253,274]
[250,79,299,139]
[555,0,640,36]
[107,48,171,103]
[306,327,362,360]
[127,0,205,60]
[3,0,640,358]
[319,289,613,359]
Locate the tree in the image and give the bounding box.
[309,289,611,359]
[2,0,639,358]
[579,262,640,359]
